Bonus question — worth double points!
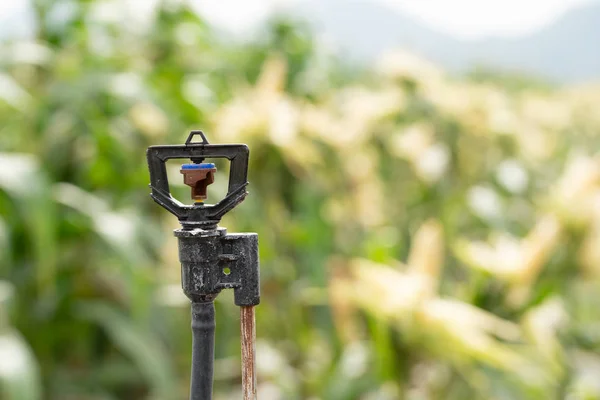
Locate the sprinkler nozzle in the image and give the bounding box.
[181,163,217,202]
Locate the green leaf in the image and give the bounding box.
[75,301,177,400]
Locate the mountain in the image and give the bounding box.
[292,0,600,83]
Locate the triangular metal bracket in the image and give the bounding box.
[186,130,209,146]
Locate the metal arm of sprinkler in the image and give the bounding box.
[147,131,260,400]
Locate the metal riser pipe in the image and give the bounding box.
[190,301,215,400]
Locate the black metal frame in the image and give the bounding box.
[147,131,250,229]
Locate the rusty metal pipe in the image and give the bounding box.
[241,306,257,400]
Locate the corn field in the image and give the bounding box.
[1,1,600,399]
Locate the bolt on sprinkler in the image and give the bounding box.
[147,131,259,400]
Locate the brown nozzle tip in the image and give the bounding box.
[180,163,217,201]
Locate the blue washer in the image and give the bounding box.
[181,163,216,170]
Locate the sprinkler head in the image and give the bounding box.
[147,130,249,229]
[181,163,217,202]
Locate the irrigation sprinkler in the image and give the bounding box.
[147,131,259,400]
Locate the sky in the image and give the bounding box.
[0,0,594,40]
[197,0,592,39]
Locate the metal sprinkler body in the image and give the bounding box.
[147,131,259,400]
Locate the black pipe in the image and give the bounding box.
[190,301,216,400]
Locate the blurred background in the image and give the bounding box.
[2,0,600,399]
